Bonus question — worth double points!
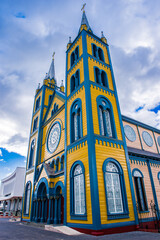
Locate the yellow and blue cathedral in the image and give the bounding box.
[22,10,160,235]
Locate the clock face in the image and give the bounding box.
[47,122,61,153]
[124,125,136,142]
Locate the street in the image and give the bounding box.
[0,218,160,240]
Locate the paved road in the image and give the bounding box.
[0,218,160,240]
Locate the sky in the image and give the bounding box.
[1,0,160,182]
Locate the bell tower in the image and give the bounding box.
[65,9,138,233]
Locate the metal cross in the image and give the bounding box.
[81,3,86,11]
[52,52,55,60]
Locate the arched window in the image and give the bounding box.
[56,157,60,172]
[28,139,35,168]
[92,44,104,62]
[132,169,148,212]
[97,97,116,138]
[60,155,64,170]
[92,44,97,58]
[24,182,31,215]
[101,71,108,88]
[158,172,160,185]
[94,67,109,88]
[98,48,104,61]
[103,159,128,218]
[75,46,79,61]
[70,70,80,93]
[70,46,79,68]
[35,97,40,111]
[70,99,83,143]
[70,161,86,218]
[33,117,38,132]
[71,52,75,67]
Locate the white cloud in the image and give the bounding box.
[0,159,5,162]
[0,149,2,157]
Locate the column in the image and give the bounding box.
[32,201,35,221]
[58,196,61,224]
[16,198,19,211]
[41,200,45,222]
[35,201,39,222]
[51,199,54,222]
[13,199,16,211]
[8,200,11,211]
[47,199,52,224]
[54,197,58,224]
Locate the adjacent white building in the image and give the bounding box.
[0,167,25,216]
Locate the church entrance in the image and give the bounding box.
[34,182,49,223]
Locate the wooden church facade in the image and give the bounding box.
[21,11,160,235]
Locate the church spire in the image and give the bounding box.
[48,52,56,81]
[79,4,92,33]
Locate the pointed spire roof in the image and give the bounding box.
[79,8,92,33]
[48,52,56,80]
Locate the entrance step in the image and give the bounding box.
[45,225,83,235]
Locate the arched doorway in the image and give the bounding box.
[35,182,48,223]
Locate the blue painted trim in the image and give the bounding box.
[67,220,136,230]
[157,171,160,180]
[139,217,157,222]
[70,46,80,70]
[67,136,87,153]
[132,168,149,212]
[34,177,49,199]
[64,42,68,226]
[95,135,124,148]
[136,125,144,150]
[30,84,46,220]
[82,30,101,229]
[67,82,84,100]
[106,44,139,225]
[55,156,60,172]
[122,115,160,134]
[91,44,105,63]
[153,131,160,154]
[70,160,87,220]
[90,82,114,95]
[54,181,64,195]
[103,158,129,219]
[147,160,160,219]
[70,69,80,94]
[132,168,144,178]
[93,66,109,89]
[23,181,32,216]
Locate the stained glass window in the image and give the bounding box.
[104,110,112,137]
[105,162,123,213]
[71,100,82,143]
[25,182,31,214]
[133,169,148,212]
[74,165,85,214]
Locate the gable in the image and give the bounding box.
[43,90,65,122]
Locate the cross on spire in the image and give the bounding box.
[81,3,86,12]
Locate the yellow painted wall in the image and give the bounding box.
[123,121,142,149]
[87,35,109,65]
[66,143,92,224]
[67,36,82,71]
[46,94,65,121]
[90,85,122,140]
[67,87,87,145]
[41,108,65,163]
[95,143,135,224]
[44,88,54,106]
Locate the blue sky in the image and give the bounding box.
[1,0,160,182]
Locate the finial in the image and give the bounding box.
[61,80,64,87]
[38,83,40,89]
[101,31,104,38]
[81,3,86,12]
[52,52,55,60]
[69,36,71,43]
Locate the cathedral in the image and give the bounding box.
[22,10,160,235]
